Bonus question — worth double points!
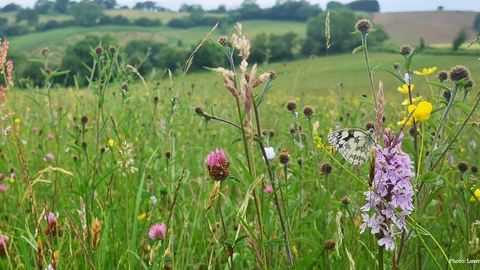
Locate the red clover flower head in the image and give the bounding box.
[148,222,166,241]
[360,128,415,251]
[205,148,230,181]
[0,234,8,255]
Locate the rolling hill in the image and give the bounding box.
[373,11,478,46]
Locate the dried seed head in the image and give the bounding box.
[437,70,448,82]
[319,162,332,174]
[442,90,451,101]
[471,166,478,174]
[286,101,297,111]
[218,36,227,45]
[297,158,303,166]
[449,65,470,82]
[409,127,418,137]
[393,62,401,70]
[41,47,50,57]
[108,45,117,54]
[463,78,474,89]
[269,129,276,138]
[194,106,203,114]
[457,161,469,173]
[365,122,374,131]
[94,46,104,55]
[324,239,336,250]
[341,196,350,205]
[279,153,290,165]
[399,45,413,56]
[302,106,314,117]
[81,116,88,125]
[355,19,373,33]
[269,70,276,79]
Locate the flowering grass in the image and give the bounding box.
[0,20,480,270]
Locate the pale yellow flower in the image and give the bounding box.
[414,67,437,76]
[408,101,433,121]
[401,96,423,105]
[398,84,414,94]
[470,189,480,202]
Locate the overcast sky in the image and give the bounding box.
[3,0,479,12]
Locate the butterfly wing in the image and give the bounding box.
[327,128,375,165]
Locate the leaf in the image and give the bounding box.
[371,60,384,74]
[358,95,375,107]
[223,239,235,247]
[453,101,471,115]
[265,238,286,247]
[236,158,253,183]
[437,121,455,138]
[28,59,44,64]
[404,48,415,70]
[234,236,247,245]
[209,37,227,55]
[383,68,404,83]
[387,45,401,54]
[227,175,241,183]
[427,82,450,91]
[352,45,365,54]
[230,137,242,145]
[98,95,105,108]
[50,70,70,77]
[420,172,443,185]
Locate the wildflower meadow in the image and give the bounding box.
[1,18,480,270]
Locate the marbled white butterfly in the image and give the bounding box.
[327,128,375,165]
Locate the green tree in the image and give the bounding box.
[70,1,104,26]
[452,28,468,51]
[347,0,380,12]
[94,0,116,9]
[2,3,21,12]
[474,13,480,30]
[34,0,54,14]
[187,41,226,71]
[326,1,343,9]
[54,0,69,13]
[16,9,40,25]
[154,46,187,72]
[302,9,358,55]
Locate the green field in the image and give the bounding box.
[0,10,226,25]
[1,21,480,269]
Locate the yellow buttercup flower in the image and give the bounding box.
[137,213,146,220]
[397,84,414,94]
[397,117,413,126]
[108,139,115,147]
[402,96,423,105]
[470,189,480,202]
[14,118,20,123]
[409,101,433,121]
[414,67,437,76]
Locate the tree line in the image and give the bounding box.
[0,0,381,37]
[2,8,389,89]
